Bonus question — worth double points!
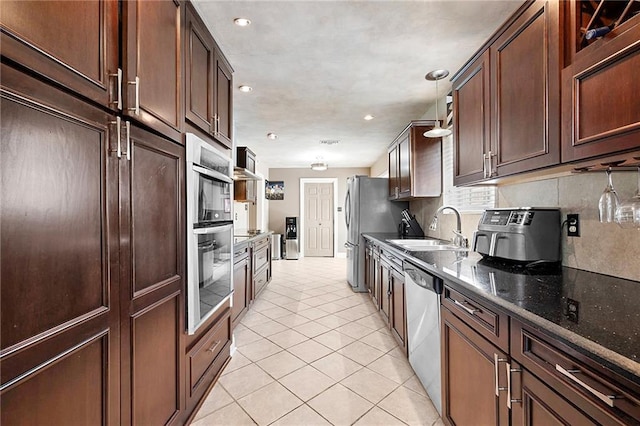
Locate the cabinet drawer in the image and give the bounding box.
[188,309,231,394]
[442,286,509,351]
[253,246,268,273]
[253,267,268,297]
[234,243,249,261]
[511,320,640,425]
[253,236,269,252]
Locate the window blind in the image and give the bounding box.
[441,135,496,213]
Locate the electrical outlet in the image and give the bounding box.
[567,213,580,237]
[566,298,580,323]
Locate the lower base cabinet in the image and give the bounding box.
[184,304,232,423]
[232,244,251,328]
[441,306,509,426]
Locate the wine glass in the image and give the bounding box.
[598,168,619,223]
[615,166,640,228]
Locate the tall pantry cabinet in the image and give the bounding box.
[1,1,189,424]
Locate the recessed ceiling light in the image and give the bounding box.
[267,133,278,140]
[238,85,253,93]
[364,114,374,121]
[233,18,251,27]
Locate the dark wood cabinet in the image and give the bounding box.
[0,0,119,110]
[441,306,510,426]
[490,0,561,177]
[388,120,442,200]
[232,244,251,328]
[379,261,392,325]
[390,267,406,353]
[118,122,185,426]
[452,0,561,185]
[1,63,121,426]
[252,235,271,298]
[184,2,234,149]
[561,19,640,163]
[213,49,234,147]
[185,3,215,136]
[452,51,491,186]
[234,147,258,203]
[511,320,640,426]
[121,0,184,143]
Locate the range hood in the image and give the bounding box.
[234,147,260,181]
[233,166,260,181]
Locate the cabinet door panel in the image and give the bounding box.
[453,51,490,185]
[185,4,214,134]
[398,135,411,197]
[232,258,249,326]
[388,147,398,199]
[119,123,184,425]
[130,141,181,294]
[491,0,560,176]
[562,23,640,162]
[441,307,509,426]
[123,0,182,142]
[214,53,233,148]
[0,0,118,109]
[1,335,108,426]
[390,269,406,352]
[512,368,598,426]
[0,62,120,426]
[131,295,180,426]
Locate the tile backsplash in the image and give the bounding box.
[410,172,640,282]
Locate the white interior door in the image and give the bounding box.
[304,182,333,257]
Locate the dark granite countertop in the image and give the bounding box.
[363,233,640,385]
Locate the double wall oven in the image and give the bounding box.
[186,133,234,334]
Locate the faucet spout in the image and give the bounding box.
[431,205,468,248]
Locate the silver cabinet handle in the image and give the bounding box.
[488,150,496,177]
[483,153,489,178]
[555,364,620,407]
[110,117,122,158]
[125,121,131,161]
[127,76,140,114]
[494,354,508,396]
[506,362,522,409]
[109,68,122,110]
[453,299,478,315]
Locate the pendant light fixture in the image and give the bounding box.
[423,69,452,138]
[310,157,328,171]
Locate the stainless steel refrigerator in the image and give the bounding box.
[344,176,408,292]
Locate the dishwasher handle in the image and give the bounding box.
[404,262,442,294]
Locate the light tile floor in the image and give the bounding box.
[191,257,443,426]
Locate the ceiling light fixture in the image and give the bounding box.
[423,69,453,138]
[233,18,251,27]
[238,85,253,92]
[267,133,278,140]
[310,158,328,171]
[364,114,374,121]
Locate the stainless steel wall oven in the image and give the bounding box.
[186,133,234,334]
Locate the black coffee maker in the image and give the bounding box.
[399,209,425,237]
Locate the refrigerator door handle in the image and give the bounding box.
[344,189,351,230]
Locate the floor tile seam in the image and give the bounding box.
[209,383,260,425]
[367,403,411,426]
[255,352,308,381]
[236,383,306,426]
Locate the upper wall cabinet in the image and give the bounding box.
[452,0,561,185]
[185,3,234,148]
[561,6,640,162]
[388,120,442,200]
[0,0,119,110]
[122,0,184,143]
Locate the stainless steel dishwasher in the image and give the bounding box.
[404,260,443,415]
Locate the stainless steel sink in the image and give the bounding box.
[387,239,468,252]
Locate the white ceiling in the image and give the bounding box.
[193,0,524,169]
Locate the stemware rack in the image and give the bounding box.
[577,0,640,50]
[572,157,640,173]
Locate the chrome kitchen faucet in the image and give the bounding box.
[430,205,468,248]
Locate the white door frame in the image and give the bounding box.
[299,178,338,258]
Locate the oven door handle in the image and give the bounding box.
[193,164,234,185]
[194,224,233,234]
